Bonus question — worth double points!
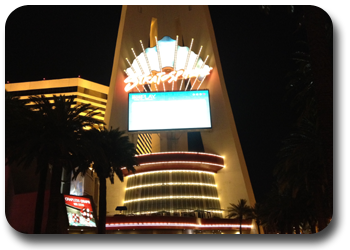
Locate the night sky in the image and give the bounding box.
[5,5,305,203]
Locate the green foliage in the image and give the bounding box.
[227,199,252,219]
[72,127,137,234]
[227,199,252,234]
[260,12,332,232]
[73,127,137,181]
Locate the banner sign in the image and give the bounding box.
[64,195,96,228]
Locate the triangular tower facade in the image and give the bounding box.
[104,5,257,233]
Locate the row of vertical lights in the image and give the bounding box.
[126,169,216,177]
[125,182,217,190]
[124,195,219,204]
[136,151,224,158]
[124,36,211,92]
[106,222,252,229]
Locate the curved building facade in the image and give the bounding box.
[123,152,223,217]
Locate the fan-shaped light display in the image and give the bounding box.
[124,36,212,92]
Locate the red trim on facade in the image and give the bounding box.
[123,152,225,176]
[106,215,252,231]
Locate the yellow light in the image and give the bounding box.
[192,46,203,70]
[180,38,194,90]
[174,35,178,70]
[132,48,146,75]
[124,195,219,203]
[128,169,215,177]
[125,182,217,190]
[140,40,152,74]
[136,151,224,158]
[125,58,136,73]
[155,36,162,72]
[190,52,208,90]
[138,161,224,168]
[196,75,207,90]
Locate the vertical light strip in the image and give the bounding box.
[174,35,178,70]
[185,38,194,70]
[140,40,154,92]
[185,45,201,91]
[188,77,198,91]
[155,36,164,92]
[124,70,141,92]
[140,40,152,74]
[154,81,158,92]
[196,75,207,90]
[132,48,145,75]
[126,57,147,92]
[185,80,191,91]
[180,38,194,90]
[155,36,162,72]
[191,55,209,90]
[192,46,203,70]
[132,48,151,93]
[200,55,210,69]
[126,58,136,74]
[173,35,178,91]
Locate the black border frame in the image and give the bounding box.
[127,89,213,133]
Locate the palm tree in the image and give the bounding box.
[227,199,252,234]
[251,202,263,234]
[268,24,331,232]
[75,127,137,234]
[6,94,104,233]
[5,91,48,234]
[302,7,332,231]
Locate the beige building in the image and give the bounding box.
[6,6,259,234]
[103,5,259,233]
[5,77,109,207]
[5,77,109,122]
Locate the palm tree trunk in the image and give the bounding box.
[46,165,64,234]
[239,217,242,234]
[98,176,106,234]
[257,221,261,234]
[33,165,47,233]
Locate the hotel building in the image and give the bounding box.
[6,5,259,234]
[103,5,258,234]
[5,77,109,122]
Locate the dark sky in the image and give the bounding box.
[5,5,304,203]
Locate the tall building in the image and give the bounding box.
[6,5,259,234]
[5,77,108,233]
[5,77,109,122]
[103,5,258,234]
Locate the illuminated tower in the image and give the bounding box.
[104,6,257,232]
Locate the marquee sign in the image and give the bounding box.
[124,36,212,92]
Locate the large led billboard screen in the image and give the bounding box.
[128,90,212,132]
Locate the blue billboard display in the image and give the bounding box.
[128,90,212,132]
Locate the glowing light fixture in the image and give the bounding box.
[127,169,215,177]
[136,151,224,158]
[124,36,212,92]
[126,182,217,190]
[124,195,219,204]
[137,161,224,168]
[106,223,252,229]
